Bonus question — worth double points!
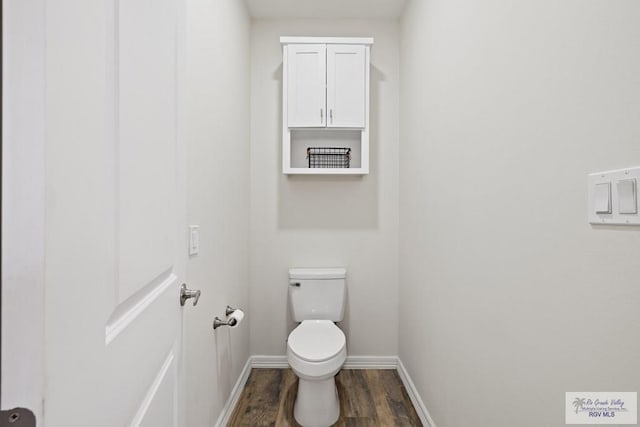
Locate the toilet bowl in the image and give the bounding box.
[287,320,346,427]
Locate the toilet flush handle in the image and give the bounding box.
[290,282,301,287]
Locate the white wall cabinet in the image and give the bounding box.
[281,37,373,174]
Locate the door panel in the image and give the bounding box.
[326,44,366,128]
[118,0,178,304]
[286,44,326,127]
[105,282,179,426]
[130,352,177,427]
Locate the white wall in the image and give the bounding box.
[249,19,400,357]
[184,0,251,425]
[399,1,640,426]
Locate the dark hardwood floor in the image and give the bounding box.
[228,368,422,426]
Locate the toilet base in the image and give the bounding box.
[293,376,340,427]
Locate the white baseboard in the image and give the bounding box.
[214,356,252,427]
[397,359,436,427]
[250,354,398,369]
[343,355,398,369]
[250,354,288,368]
[215,355,435,427]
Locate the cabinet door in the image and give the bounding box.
[286,44,326,127]
[326,44,366,128]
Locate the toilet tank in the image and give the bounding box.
[288,268,346,322]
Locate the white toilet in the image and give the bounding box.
[287,267,347,427]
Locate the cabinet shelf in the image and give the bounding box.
[283,167,369,175]
[281,36,373,175]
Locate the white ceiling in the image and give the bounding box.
[245,0,407,19]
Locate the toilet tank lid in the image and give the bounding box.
[289,267,346,280]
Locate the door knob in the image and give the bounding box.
[180,284,201,306]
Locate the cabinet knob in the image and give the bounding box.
[320,108,324,124]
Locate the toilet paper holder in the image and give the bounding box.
[213,306,244,330]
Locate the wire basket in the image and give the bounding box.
[307,147,352,168]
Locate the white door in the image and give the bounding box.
[3,0,188,426]
[326,44,366,128]
[286,44,327,127]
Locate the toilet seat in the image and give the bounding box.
[288,320,346,363]
[286,319,347,426]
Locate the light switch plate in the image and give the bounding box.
[189,225,200,255]
[589,167,640,225]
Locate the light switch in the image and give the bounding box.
[189,225,200,256]
[594,182,611,214]
[617,178,637,214]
